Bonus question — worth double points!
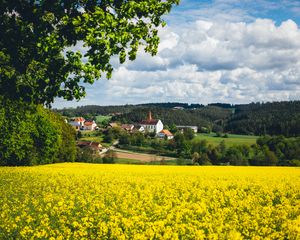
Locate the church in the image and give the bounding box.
[140,111,163,134]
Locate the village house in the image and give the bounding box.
[157,129,174,140]
[121,124,135,132]
[133,124,145,133]
[140,111,163,134]
[173,106,185,110]
[69,117,85,130]
[84,120,97,131]
[69,117,98,131]
[176,125,198,133]
[77,141,103,154]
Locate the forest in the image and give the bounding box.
[56,101,300,137]
[225,101,300,136]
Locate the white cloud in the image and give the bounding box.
[53,17,300,108]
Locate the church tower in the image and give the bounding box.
[148,111,152,121]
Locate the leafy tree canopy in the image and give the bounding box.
[0,0,179,106]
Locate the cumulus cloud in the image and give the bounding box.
[92,18,300,105]
[53,5,300,108]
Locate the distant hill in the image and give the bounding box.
[112,106,231,129]
[55,101,300,137]
[225,101,300,137]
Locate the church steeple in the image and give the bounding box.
[148,111,152,121]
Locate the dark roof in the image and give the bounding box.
[140,119,159,125]
[121,124,134,130]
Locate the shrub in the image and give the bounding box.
[103,150,116,164]
[0,100,76,166]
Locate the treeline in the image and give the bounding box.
[112,128,300,166]
[56,101,300,137]
[0,100,76,166]
[56,105,136,117]
[55,102,206,117]
[112,106,231,131]
[225,101,300,137]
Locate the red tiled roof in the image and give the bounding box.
[84,121,95,126]
[159,129,173,136]
[74,117,85,122]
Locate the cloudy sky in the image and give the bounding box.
[54,0,300,108]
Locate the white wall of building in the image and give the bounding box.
[156,120,163,134]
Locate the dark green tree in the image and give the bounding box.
[191,140,208,155]
[169,124,178,134]
[119,132,130,145]
[0,102,76,166]
[183,128,195,140]
[1,0,179,106]
[132,132,145,146]
[77,131,82,139]
[174,132,185,155]
[224,147,248,166]
[264,149,278,166]
[76,146,94,163]
[198,153,211,165]
[103,150,116,164]
[207,146,222,165]
[103,128,114,143]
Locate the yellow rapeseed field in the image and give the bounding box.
[0,163,300,239]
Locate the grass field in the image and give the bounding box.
[79,130,104,143]
[1,163,299,239]
[80,136,104,142]
[194,133,258,146]
[95,115,112,124]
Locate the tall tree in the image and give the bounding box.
[0,0,179,106]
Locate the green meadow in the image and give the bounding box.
[193,133,258,146]
[95,115,112,124]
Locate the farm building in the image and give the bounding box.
[121,124,135,132]
[77,141,103,154]
[157,129,174,139]
[69,117,85,130]
[84,120,97,131]
[176,125,198,133]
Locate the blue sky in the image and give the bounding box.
[53,0,300,108]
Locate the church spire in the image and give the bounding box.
[148,111,152,121]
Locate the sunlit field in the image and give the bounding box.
[1,163,300,239]
[194,133,258,146]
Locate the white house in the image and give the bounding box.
[176,125,198,133]
[69,117,85,130]
[84,120,97,131]
[140,111,163,134]
[157,129,174,140]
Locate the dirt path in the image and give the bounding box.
[115,151,176,162]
